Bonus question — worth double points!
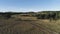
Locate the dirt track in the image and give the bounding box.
[26,21,58,34]
[0,20,58,34]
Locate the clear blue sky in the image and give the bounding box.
[0,0,60,12]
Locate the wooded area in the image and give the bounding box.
[0,11,60,20]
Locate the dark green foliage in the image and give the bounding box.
[36,11,60,20]
[0,11,60,20]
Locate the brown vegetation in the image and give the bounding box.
[0,11,60,34]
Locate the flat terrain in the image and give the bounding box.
[0,18,59,34]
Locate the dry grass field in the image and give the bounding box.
[37,19,60,33]
[0,16,60,34]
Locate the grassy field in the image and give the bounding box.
[0,17,60,34]
[0,18,45,34]
[37,19,60,33]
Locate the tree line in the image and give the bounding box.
[0,11,60,20]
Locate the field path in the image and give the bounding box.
[25,21,58,34]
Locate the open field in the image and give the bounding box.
[0,11,60,34]
[0,18,60,34]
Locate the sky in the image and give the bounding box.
[0,0,60,12]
